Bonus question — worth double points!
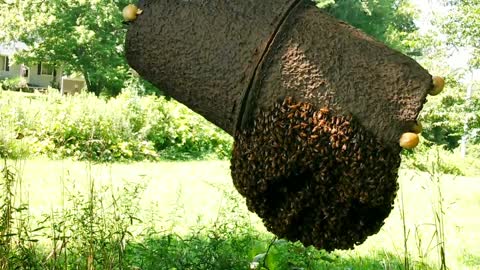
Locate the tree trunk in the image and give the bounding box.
[81,69,100,96]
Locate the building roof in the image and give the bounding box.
[0,42,28,56]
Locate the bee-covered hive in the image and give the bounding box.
[231,97,401,250]
[126,0,437,250]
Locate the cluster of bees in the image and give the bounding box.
[231,97,402,251]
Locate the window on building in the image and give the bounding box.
[0,55,8,71]
[40,63,54,75]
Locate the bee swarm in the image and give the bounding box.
[231,97,401,251]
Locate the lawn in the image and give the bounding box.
[2,158,478,269]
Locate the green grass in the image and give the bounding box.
[3,159,480,269]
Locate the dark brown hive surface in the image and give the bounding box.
[232,97,401,250]
[125,0,434,251]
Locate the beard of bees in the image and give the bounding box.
[230,97,401,251]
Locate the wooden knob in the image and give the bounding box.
[399,132,419,149]
[123,4,143,22]
[429,76,445,96]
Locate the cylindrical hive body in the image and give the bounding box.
[126,0,432,148]
[126,0,434,250]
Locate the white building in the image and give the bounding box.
[0,42,63,88]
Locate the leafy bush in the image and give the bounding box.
[0,89,233,161]
[420,77,480,150]
[400,140,480,176]
[0,77,29,92]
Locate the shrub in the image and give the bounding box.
[0,77,29,92]
[419,77,480,150]
[400,141,477,176]
[0,89,232,161]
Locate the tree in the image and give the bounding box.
[317,0,421,55]
[0,0,131,96]
[441,0,480,68]
[416,0,480,153]
[420,77,467,150]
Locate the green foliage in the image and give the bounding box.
[417,0,480,155]
[441,0,480,67]
[420,79,465,150]
[417,76,480,150]
[41,180,145,269]
[468,87,480,144]
[0,90,232,161]
[317,0,421,55]
[0,162,44,269]
[0,77,28,92]
[125,188,258,270]
[0,0,140,96]
[401,141,480,176]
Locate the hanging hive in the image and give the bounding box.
[125,0,438,251]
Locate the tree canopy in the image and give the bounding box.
[413,0,480,151]
[318,0,421,55]
[441,0,480,67]
[0,0,131,96]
